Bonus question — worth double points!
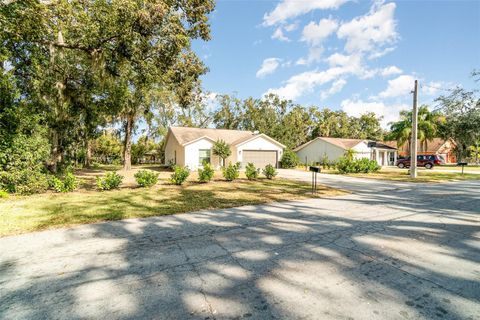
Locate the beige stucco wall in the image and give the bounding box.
[295,139,345,164]
[164,134,184,166]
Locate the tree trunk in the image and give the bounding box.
[50,130,62,173]
[123,112,135,170]
[85,139,92,168]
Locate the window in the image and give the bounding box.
[199,149,211,165]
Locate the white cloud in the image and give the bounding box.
[296,47,323,65]
[337,2,398,54]
[368,46,396,60]
[301,18,338,46]
[380,66,403,76]
[265,66,348,100]
[341,98,409,127]
[271,27,290,42]
[263,0,348,26]
[321,79,347,99]
[256,58,282,78]
[284,22,299,32]
[379,75,415,98]
[421,81,452,96]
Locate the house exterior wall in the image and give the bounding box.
[295,139,345,164]
[236,136,284,165]
[184,138,226,170]
[352,142,371,160]
[164,135,184,166]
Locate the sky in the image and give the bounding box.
[192,0,480,127]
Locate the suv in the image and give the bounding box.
[396,155,443,169]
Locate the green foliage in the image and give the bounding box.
[93,133,123,164]
[170,166,190,185]
[344,149,356,161]
[198,161,215,183]
[96,172,124,190]
[245,162,259,180]
[319,154,336,169]
[0,189,8,199]
[222,162,240,181]
[51,172,79,193]
[263,164,278,179]
[134,170,159,187]
[0,170,49,195]
[281,150,299,168]
[336,157,380,174]
[212,140,232,166]
[131,136,159,165]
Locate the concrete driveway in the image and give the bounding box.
[1,176,479,319]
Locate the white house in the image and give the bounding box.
[294,137,397,166]
[164,127,285,170]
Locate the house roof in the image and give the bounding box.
[368,141,397,150]
[167,127,285,148]
[384,138,455,153]
[169,127,254,146]
[294,137,366,151]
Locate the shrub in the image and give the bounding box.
[222,162,240,181]
[263,164,278,179]
[134,170,159,187]
[245,162,259,180]
[336,157,380,174]
[0,170,49,195]
[0,189,8,199]
[96,172,123,190]
[281,150,299,168]
[198,161,215,183]
[170,165,190,185]
[51,172,79,193]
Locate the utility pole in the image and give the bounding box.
[410,80,418,178]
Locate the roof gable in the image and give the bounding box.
[295,137,365,151]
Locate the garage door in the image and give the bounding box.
[242,150,278,168]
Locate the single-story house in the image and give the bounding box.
[385,138,457,163]
[294,137,398,166]
[164,127,285,170]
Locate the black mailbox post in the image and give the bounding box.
[309,166,321,194]
[457,162,468,175]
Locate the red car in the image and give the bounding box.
[396,155,443,169]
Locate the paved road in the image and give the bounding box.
[1,174,479,320]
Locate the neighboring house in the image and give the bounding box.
[385,138,457,163]
[294,137,398,166]
[164,127,285,170]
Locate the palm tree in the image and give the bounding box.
[386,105,443,153]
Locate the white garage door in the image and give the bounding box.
[242,150,278,168]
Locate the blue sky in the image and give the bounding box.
[193,0,480,126]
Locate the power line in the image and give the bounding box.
[420,83,459,92]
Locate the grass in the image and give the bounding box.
[0,166,345,237]
[296,166,480,183]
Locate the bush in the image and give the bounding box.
[245,162,259,180]
[51,172,79,193]
[170,166,190,185]
[0,170,49,195]
[0,189,9,199]
[198,161,215,183]
[263,164,278,179]
[222,162,240,181]
[281,150,299,168]
[336,157,380,174]
[96,172,124,190]
[134,170,159,187]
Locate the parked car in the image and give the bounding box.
[396,155,443,169]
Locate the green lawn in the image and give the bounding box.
[0,167,345,237]
[309,166,480,183]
